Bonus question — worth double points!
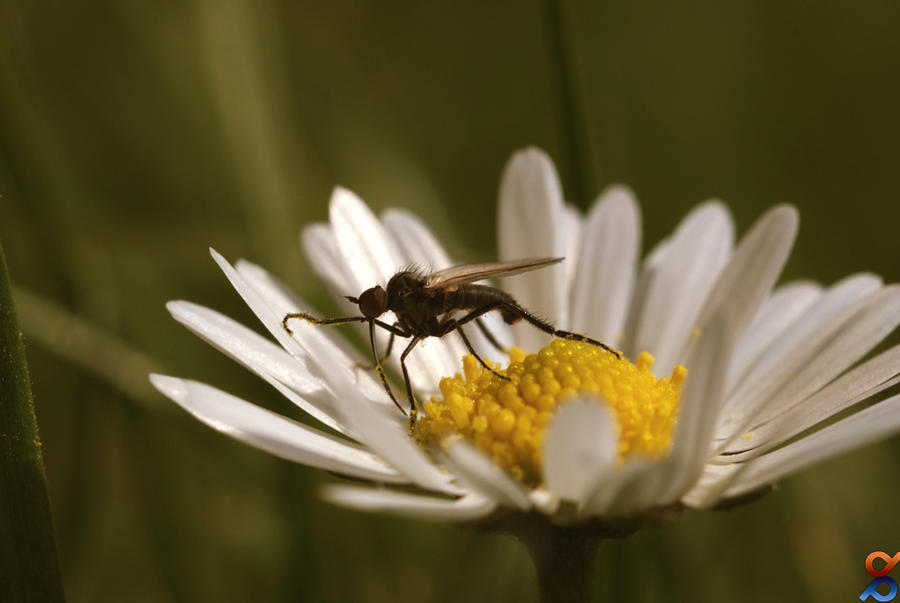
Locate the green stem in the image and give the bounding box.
[527,528,599,603]
[500,514,604,603]
[0,241,66,601]
[543,0,593,207]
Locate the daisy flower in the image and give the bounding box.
[151,148,900,598]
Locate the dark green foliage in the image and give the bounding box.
[0,242,65,602]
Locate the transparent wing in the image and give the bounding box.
[424,257,564,289]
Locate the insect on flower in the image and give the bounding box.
[281,257,620,432]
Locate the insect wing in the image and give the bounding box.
[424,257,564,289]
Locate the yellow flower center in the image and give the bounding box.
[416,339,687,487]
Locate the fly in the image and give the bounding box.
[281,257,619,432]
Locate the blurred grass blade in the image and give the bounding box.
[12,286,165,411]
[0,241,66,602]
[543,0,593,207]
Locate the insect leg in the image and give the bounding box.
[281,312,366,336]
[446,302,506,329]
[282,311,404,337]
[353,323,399,371]
[381,329,397,362]
[371,318,407,336]
[475,317,507,354]
[448,322,510,382]
[399,336,424,434]
[497,303,621,358]
[368,320,405,415]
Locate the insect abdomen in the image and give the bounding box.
[444,285,523,324]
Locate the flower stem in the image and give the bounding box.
[0,240,66,601]
[475,511,642,602]
[490,512,609,603]
[522,523,600,603]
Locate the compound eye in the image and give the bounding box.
[358,286,387,319]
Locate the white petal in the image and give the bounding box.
[150,375,405,483]
[690,205,798,359]
[300,223,354,295]
[212,247,303,353]
[329,186,403,291]
[719,316,900,462]
[717,285,900,446]
[543,399,619,507]
[381,208,453,271]
[327,397,456,495]
[727,281,823,392]
[169,300,321,395]
[717,273,882,433]
[443,441,531,509]
[563,204,583,290]
[621,237,671,353]
[297,322,461,495]
[234,259,365,362]
[321,486,495,521]
[498,148,568,350]
[753,343,900,450]
[680,463,746,509]
[583,457,654,516]
[569,185,641,346]
[210,249,387,405]
[723,393,900,498]
[630,201,733,376]
[166,300,352,435]
[652,309,736,504]
[754,285,900,424]
[528,488,561,515]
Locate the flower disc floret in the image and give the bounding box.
[417,339,687,486]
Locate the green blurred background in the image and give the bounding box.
[2,1,900,601]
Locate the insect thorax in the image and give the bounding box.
[385,271,426,302]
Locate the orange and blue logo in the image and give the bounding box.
[860,552,900,601]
